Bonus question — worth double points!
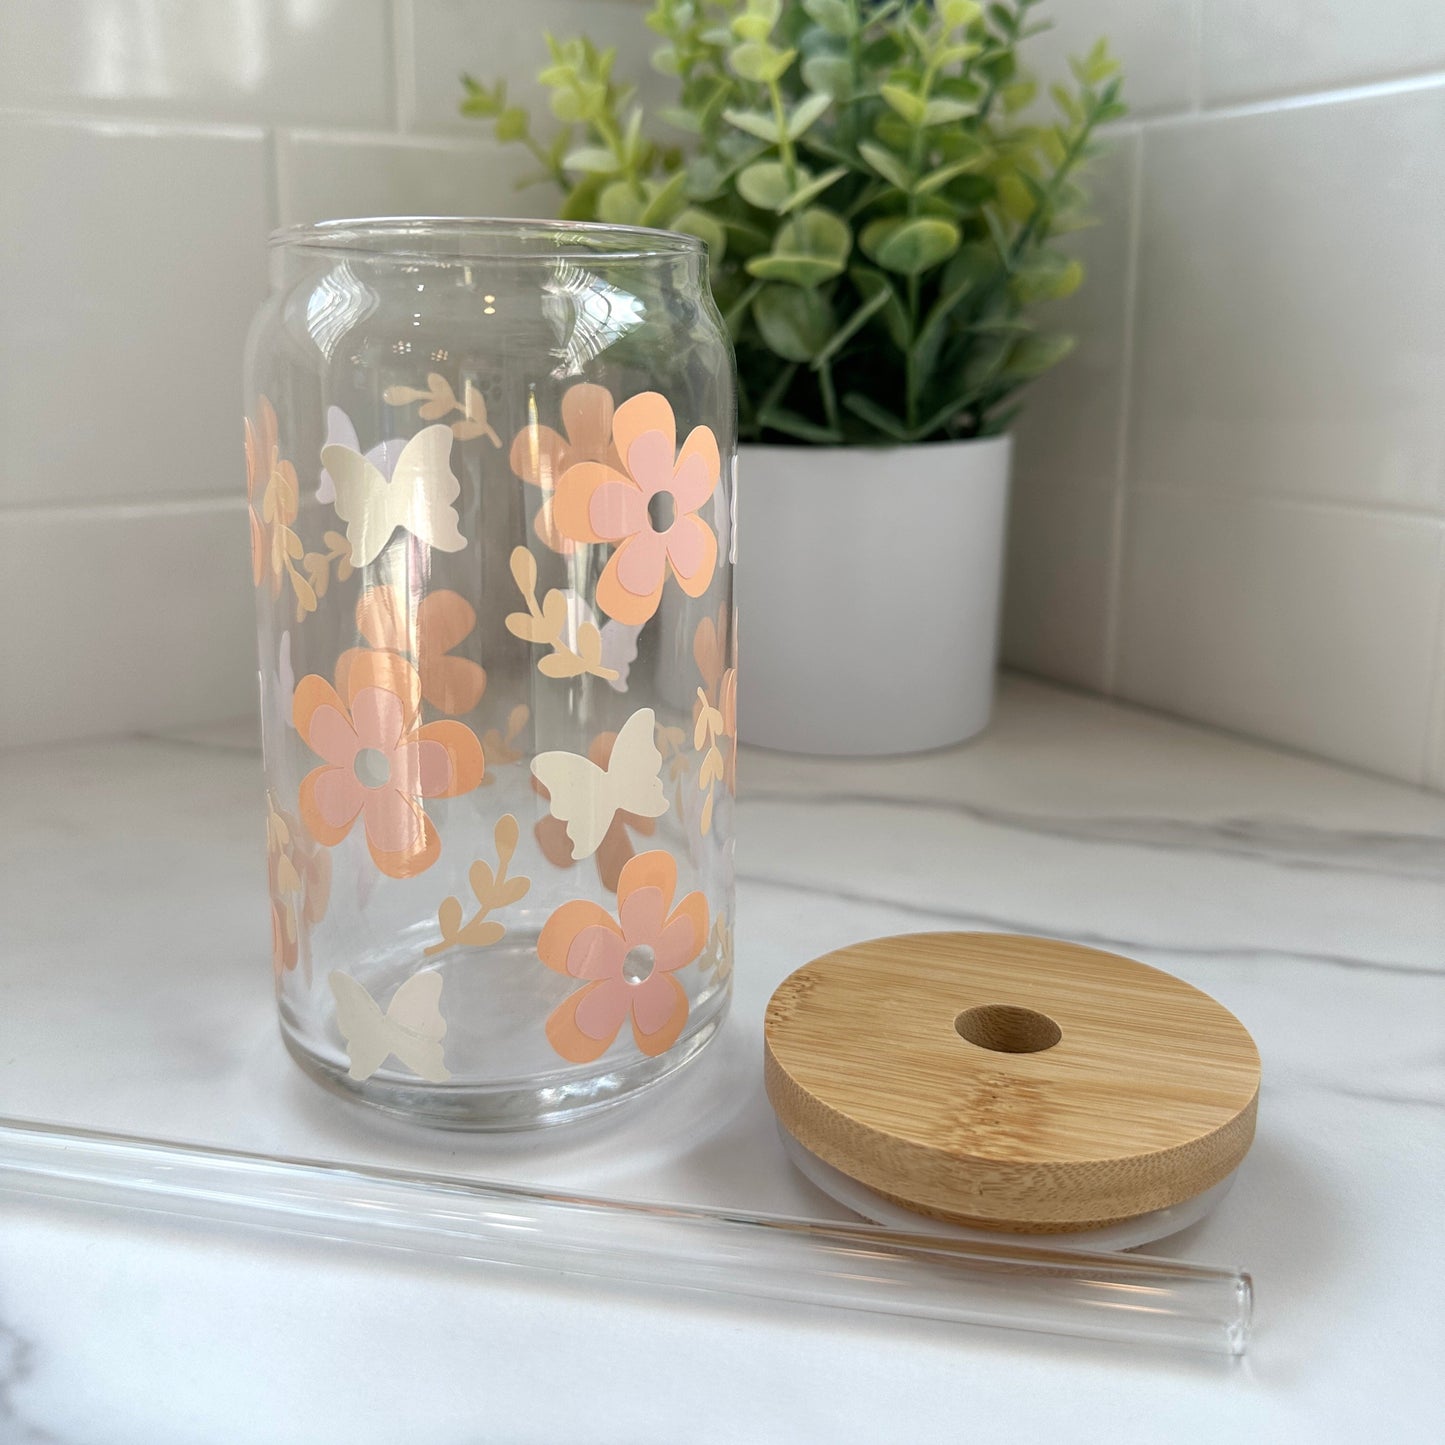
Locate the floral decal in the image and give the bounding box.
[553,391,720,625]
[538,851,708,1063]
[510,382,621,554]
[266,793,331,982]
[505,546,619,681]
[246,396,329,621]
[384,373,501,446]
[294,651,485,879]
[693,610,737,834]
[337,585,487,717]
[426,815,531,957]
[533,730,659,893]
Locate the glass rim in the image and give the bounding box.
[269,215,705,263]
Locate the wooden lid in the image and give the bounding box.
[764,933,1260,1233]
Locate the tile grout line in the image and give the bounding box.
[0,498,246,523]
[390,0,417,135]
[1120,484,1445,525]
[1101,128,1146,697]
[1420,527,1445,788]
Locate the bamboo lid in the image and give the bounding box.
[764,932,1261,1233]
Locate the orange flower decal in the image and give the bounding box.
[510,382,621,553]
[693,610,738,797]
[245,396,319,620]
[538,851,708,1063]
[553,391,720,625]
[532,729,659,892]
[336,586,487,716]
[266,793,331,981]
[294,651,485,879]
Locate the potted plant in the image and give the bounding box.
[463,0,1123,754]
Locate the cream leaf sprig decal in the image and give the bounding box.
[504,546,619,681]
[531,707,668,860]
[425,814,531,957]
[323,424,467,567]
[246,396,320,623]
[694,686,726,837]
[329,969,449,1082]
[300,529,354,602]
[384,373,501,445]
[480,703,530,782]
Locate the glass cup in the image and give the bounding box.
[243,218,736,1128]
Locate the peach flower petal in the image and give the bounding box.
[350,686,407,753]
[361,785,425,855]
[619,885,667,949]
[617,850,678,914]
[587,480,648,541]
[538,900,620,974]
[653,909,705,974]
[553,461,627,545]
[614,527,669,598]
[510,423,567,490]
[367,802,440,879]
[612,392,675,466]
[307,704,361,769]
[560,382,616,460]
[546,983,621,1063]
[596,548,664,626]
[568,923,630,981]
[624,431,676,497]
[630,974,689,1056]
[416,720,486,797]
[667,514,718,596]
[390,737,453,798]
[310,766,365,834]
[573,977,633,1042]
[672,426,721,513]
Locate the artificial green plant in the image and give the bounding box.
[463,0,1124,446]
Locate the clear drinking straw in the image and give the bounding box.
[0,1117,1251,1355]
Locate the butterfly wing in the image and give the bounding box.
[531,749,611,860]
[388,424,466,556]
[322,444,393,567]
[605,707,668,822]
[328,970,390,1081]
[384,969,450,1082]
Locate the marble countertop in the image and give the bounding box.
[2,677,1441,1443]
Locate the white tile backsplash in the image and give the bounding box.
[0,114,270,506]
[0,0,1442,785]
[1130,86,1445,515]
[0,0,394,126]
[0,503,258,748]
[1118,492,1443,779]
[275,130,542,226]
[1202,0,1445,106]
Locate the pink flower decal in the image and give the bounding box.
[538,850,708,1063]
[509,382,621,554]
[294,651,485,880]
[553,391,720,625]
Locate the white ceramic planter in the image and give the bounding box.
[736,435,1011,755]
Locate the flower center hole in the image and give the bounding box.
[954,1004,1061,1054]
[622,945,656,985]
[354,747,392,789]
[647,491,677,532]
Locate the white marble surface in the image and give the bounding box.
[1,677,1441,1443]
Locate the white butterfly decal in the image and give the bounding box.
[531,706,668,860]
[322,423,467,568]
[329,969,450,1082]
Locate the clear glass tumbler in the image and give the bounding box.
[243,218,736,1128]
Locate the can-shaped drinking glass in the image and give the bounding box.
[244,218,736,1127]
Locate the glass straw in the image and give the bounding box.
[0,1117,1251,1356]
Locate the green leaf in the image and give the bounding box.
[914,152,991,195]
[802,0,855,38]
[746,205,852,286]
[730,42,796,83]
[840,392,911,442]
[809,284,893,368]
[737,160,797,211]
[880,83,926,125]
[801,53,853,98]
[639,170,689,227]
[859,216,960,275]
[1001,78,1037,113]
[596,180,645,225]
[673,208,727,260]
[857,141,913,191]
[851,266,911,348]
[787,93,832,139]
[494,107,528,141]
[562,146,619,175]
[723,108,781,142]
[779,165,849,213]
[919,97,977,126]
[752,285,836,361]
[758,405,844,443]
[1010,250,1084,303]
[1002,332,1076,379]
[939,0,982,26]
